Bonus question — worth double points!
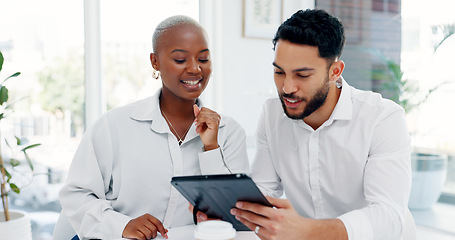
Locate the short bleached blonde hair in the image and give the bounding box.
[152,15,203,53]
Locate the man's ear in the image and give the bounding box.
[150,53,159,70]
[329,60,344,82]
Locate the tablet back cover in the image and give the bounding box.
[171,173,271,231]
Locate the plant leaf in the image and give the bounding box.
[9,183,20,194]
[0,85,8,105]
[21,143,41,151]
[4,96,27,109]
[2,72,20,84]
[23,151,34,171]
[33,172,51,177]
[0,51,3,72]
[5,138,12,150]
[3,167,12,181]
[15,136,22,145]
[10,158,21,167]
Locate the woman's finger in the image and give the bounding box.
[197,211,208,221]
[138,226,155,240]
[193,104,200,119]
[147,215,168,239]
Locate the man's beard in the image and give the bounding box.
[279,78,330,120]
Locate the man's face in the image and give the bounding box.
[273,40,331,120]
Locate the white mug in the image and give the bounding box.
[194,220,236,240]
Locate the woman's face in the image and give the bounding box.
[151,24,211,102]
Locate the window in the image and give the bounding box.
[372,0,400,13]
[388,0,399,13]
[100,0,199,109]
[0,1,199,239]
[318,0,455,199]
[372,0,384,11]
[401,0,455,197]
[0,1,85,207]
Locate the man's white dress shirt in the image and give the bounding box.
[251,78,412,240]
[59,89,250,240]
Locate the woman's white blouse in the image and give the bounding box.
[59,90,250,239]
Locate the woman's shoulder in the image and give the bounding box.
[86,96,156,131]
[219,113,241,129]
[107,96,158,120]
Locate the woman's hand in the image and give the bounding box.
[193,105,220,151]
[188,203,219,222]
[122,214,168,240]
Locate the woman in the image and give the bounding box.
[59,15,249,240]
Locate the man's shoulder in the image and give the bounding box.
[350,86,404,116]
[260,97,292,126]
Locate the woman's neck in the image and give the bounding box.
[159,90,196,120]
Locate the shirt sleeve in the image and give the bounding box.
[250,102,284,197]
[339,107,412,240]
[198,116,250,175]
[59,116,131,240]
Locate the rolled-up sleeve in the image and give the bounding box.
[339,108,412,240]
[199,117,250,174]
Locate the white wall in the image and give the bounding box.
[200,0,314,148]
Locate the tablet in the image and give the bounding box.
[171,173,272,231]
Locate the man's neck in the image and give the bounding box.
[303,83,342,130]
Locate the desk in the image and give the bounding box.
[114,225,259,240]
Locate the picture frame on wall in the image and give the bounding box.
[243,0,282,39]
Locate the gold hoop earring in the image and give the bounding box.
[152,69,160,80]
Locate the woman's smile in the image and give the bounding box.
[180,76,203,90]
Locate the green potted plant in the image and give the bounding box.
[372,52,449,210]
[371,24,454,209]
[0,50,41,240]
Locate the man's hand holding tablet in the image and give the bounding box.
[171,173,273,231]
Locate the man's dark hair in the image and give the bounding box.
[272,9,345,62]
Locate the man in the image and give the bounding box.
[229,9,412,240]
